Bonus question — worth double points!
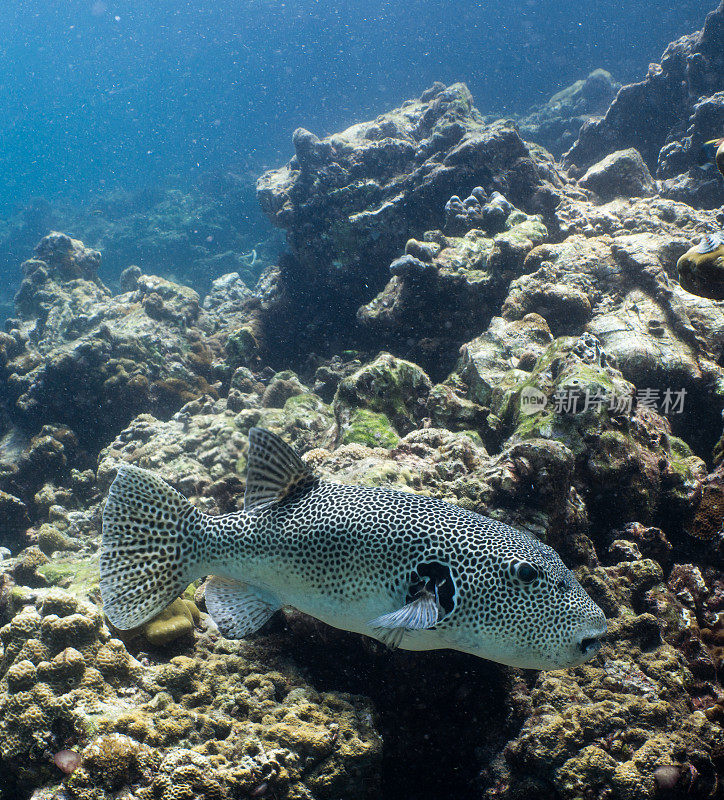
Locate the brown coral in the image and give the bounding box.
[0,586,382,798]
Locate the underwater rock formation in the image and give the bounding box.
[0,235,237,479]
[96,385,336,515]
[658,92,724,207]
[2,60,724,800]
[578,148,656,201]
[449,325,707,542]
[507,199,724,459]
[564,0,724,209]
[0,233,286,546]
[687,458,724,541]
[517,69,621,157]
[255,82,564,362]
[0,588,381,799]
[0,185,279,308]
[357,196,547,371]
[492,558,723,800]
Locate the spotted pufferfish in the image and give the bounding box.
[100,428,607,670]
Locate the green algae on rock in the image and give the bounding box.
[450,326,709,537]
[334,352,432,438]
[339,409,400,449]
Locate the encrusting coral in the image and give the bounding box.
[0,588,382,799]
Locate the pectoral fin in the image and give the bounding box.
[696,233,724,254]
[368,592,439,648]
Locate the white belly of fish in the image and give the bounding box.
[206,557,452,652]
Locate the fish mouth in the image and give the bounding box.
[578,635,603,656]
[576,622,607,659]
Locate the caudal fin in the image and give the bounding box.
[100,465,205,630]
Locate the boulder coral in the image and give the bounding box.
[0,587,382,799]
[357,200,548,370]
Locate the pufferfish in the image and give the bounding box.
[677,232,724,301]
[100,428,607,670]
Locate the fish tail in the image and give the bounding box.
[100,464,207,630]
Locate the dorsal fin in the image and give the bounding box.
[244,427,319,513]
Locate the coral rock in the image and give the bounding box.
[255,82,562,361]
[578,148,656,201]
[334,352,432,439]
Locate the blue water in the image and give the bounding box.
[0,0,714,212]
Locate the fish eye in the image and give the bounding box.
[513,562,539,584]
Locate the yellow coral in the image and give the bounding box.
[95,638,134,679]
[142,598,199,646]
[14,637,50,664]
[78,733,148,792]
[156,655,198,694]
[0,589,381,796]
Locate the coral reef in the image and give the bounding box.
[59,182,281,295]
[687,459,724,541]
[0,183,282,312]
[0,234,268,534]
[254,82,564,362]
[0,234,221,447]
[140,598,200,647]
[2,16,724,796]
[0,588,381,799]
[486,557,724,800]
[357,197,547,371]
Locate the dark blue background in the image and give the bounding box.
[0,0,715,210]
